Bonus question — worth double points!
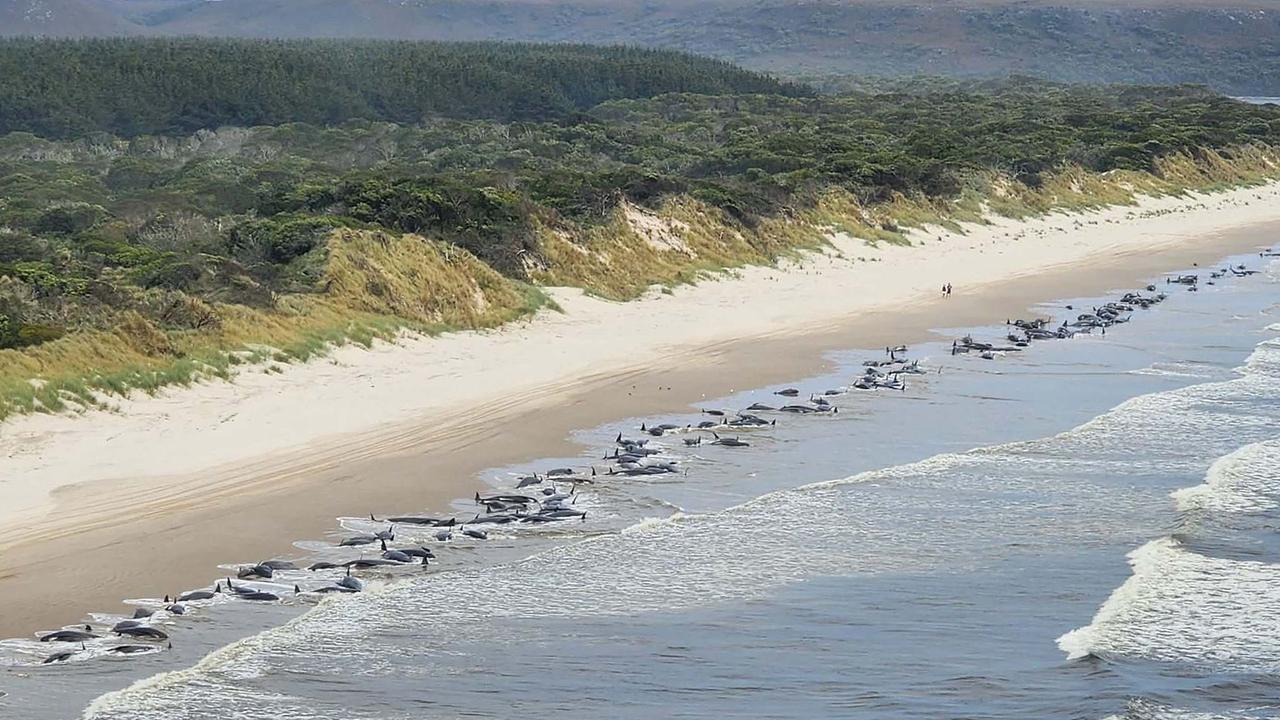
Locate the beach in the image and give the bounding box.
[2,182,1280,638]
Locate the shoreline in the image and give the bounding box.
[2,182,1280,637]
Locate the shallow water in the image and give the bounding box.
[3,252,1279,719]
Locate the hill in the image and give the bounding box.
[0,0,141,36]
[0,38,804,138]
[2,0,1279,94]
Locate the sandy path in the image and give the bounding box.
[1,182,1279,636]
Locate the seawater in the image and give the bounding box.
[2,251,1278,719]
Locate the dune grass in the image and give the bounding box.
[0,230,556,421]
[3,146,1278,423]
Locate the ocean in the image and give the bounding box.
[2,249,1278,719]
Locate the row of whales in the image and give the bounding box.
[23,259,1264,667]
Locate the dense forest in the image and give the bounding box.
[0,38,805,138]
[5,1,1280,95]
[1,39,1279,417]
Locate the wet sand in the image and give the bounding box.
[1,183,1279,637]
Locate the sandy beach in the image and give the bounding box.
[2,182,1280,638]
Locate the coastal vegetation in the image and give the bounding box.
[2,39,1279,420]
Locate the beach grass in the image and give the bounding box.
[0,230,558,421]
[3,146,1279,423]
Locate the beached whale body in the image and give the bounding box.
[538,509,587,520]
[40,629,96,642]
[345,558,398,568]
[107,645,155,655]
[383,544,433,559]
[384,516,444,525]
[115,626,168,640]
[237,564,274,580]
[609,445,660,457]
[642,422,681,436]
[177,583,220,601]
[381,548,413,563]
[469,514,518,525]
[477,493,538,505]
[611,465,676,476]
[43,648,79,663]
[515,474,543,488]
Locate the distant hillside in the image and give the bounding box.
[2,0,1279,94]
[0,38,805,138]
[0,0,140,36]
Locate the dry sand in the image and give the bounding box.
[2,182,1280,636]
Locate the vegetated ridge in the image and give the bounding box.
[1,39,1278,419]
[2,1,1279,94]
